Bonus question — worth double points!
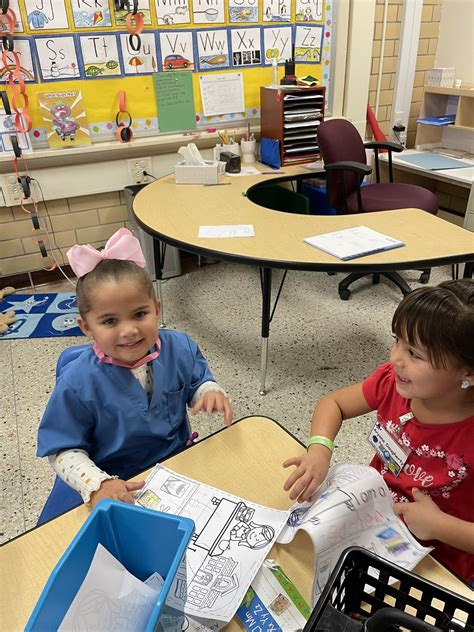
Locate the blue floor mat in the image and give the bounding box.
[0,292,84,339]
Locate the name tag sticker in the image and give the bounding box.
[368,422,410,477]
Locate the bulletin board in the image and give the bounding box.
[1,0,336,144]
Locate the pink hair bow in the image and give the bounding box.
[67,227,146,278]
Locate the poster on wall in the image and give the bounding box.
[262,0,290,23]
[24,0,69,31]
[71,0,112,28]
[120,33,158,74]
[197,29,230,70]
[199,72,245,116]
[294,25,323,63]
[154,72,196,132]
[0,114,31,154]
[154,0,190,25]
[263,26,293,64]
[231,28,262,66]
[114,0,152,26]
[0,39,36,82]
[79,35,122,77]
[37,91,91,148]
[0,0,23,32]
[192,0,225,25]
[159,31,195,71]
[35,36,81,80]
[295,0,323,22]
[229,0,259,23]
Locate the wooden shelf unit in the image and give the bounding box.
[415,85,474,149]
[260,86,325,166]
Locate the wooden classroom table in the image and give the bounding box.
[1,416,472,631]
[133,166,474,394]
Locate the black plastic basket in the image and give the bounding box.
[304,547,474,632]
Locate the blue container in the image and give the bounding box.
[301,182,337,215]
[26,499,194,631]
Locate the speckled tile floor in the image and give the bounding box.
[0,261,455,542]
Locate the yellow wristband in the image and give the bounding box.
[307,435,334,453]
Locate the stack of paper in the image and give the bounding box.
[304,226,405,260]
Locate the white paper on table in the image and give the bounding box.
[277,464,432,605]
[199,72,245,117]
[135,465,289,622]
[59,543,158,632]
[227,166,262,176]
[198,225,255,238]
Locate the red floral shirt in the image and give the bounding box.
[362,362,474,583]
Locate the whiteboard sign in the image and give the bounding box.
[199,72,245,116]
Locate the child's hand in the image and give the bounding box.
[191,391,233,426]
[393,488,443,541]
[282,445,331,503]
[90,479,145,508]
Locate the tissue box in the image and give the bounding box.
[25,499,194,631]
[175,160,225,184]
[426,67,455,88]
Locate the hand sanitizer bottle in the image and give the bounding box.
[272,58,278,87]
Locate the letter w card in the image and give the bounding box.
[368,422,410,477]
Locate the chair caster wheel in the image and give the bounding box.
[339,289,351,300]
[419,272,430,284]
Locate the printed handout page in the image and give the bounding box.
[304,226,405,261]
[199,72,245,117]
[59,544,158,632]
[277,464,432,605]
[135,465,289,622]
[199,225,255,238]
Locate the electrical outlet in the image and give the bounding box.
[127,158,152,185]
[0,174,23,206]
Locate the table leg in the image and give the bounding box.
[260,267,272,395]
[463,262,473,278]
[153,238,166,328]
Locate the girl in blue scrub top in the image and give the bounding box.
[37,228,232,522]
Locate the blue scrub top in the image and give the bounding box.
[37,329,215,479]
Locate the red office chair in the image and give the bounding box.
[317,119,438,300]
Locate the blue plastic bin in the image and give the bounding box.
[26,499,194,631]
[301,182,337,215]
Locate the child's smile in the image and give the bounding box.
[78,279,160,366]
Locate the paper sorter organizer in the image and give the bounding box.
[25,499,194,632]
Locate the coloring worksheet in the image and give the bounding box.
[277,464,432,603]
[135,465,289,622]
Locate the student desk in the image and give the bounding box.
[1,416,471,630]
[133,167,474,394]
[379,149,474,231]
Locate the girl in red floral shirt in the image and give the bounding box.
[283,280,474,582]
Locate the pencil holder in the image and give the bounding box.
[214,144,240,160]
[240,139,256,163]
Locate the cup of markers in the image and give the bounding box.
[214,130,240,160]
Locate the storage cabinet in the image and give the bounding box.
[260,86,325,166]
[415,86,474,149]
